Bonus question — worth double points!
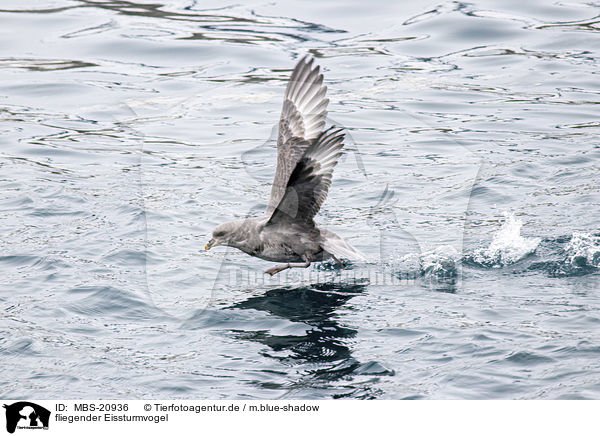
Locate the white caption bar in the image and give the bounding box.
[1,400,596,436]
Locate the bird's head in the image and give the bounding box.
[205,219,246,250]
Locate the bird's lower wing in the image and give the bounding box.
[267,127,345,225]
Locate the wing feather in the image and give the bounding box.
[266,56,329,216]
[267,127,345,225]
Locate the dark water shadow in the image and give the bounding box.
[229,282,363,364]
[226,281,394,398]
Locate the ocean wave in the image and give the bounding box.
[392,215,597,280]
[565,232,600,269]
[530,232,600,277]
[398,245,460,278]
[420,246,460,277]
[394,213,540,278]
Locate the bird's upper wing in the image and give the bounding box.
[266,56,329,216]
[267,127,345,226]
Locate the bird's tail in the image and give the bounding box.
[321,230,367,262]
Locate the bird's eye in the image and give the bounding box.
[214,231,225,238]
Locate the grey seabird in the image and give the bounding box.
[205,56,366,276]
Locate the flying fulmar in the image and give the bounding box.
[205,56,366,276]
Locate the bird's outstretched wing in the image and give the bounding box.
[267,127,345,225]
[266,56,329,216]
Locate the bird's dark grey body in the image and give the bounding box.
[206,56,365,275]
[219,217,339,263]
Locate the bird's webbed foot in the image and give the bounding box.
[265,259,311,276]
[265,264,290,276]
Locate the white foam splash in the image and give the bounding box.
[565,232,600,268]
[420,246,460,276]
[399,245,460,277]
[473,213,541,267]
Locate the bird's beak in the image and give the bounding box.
[205,239,216,250]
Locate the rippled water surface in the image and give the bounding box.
[1,0,599,399]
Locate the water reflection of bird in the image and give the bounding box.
[227,282,393,398]
[230,283,363,362]
[205,57,365,275]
